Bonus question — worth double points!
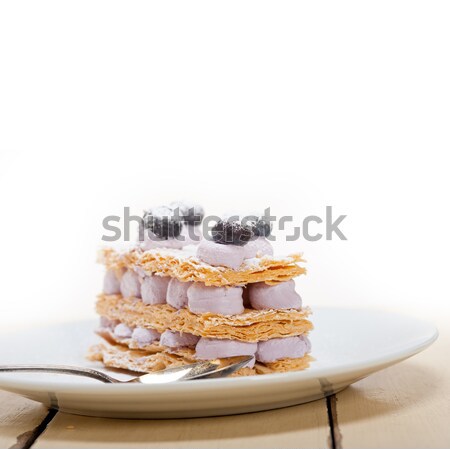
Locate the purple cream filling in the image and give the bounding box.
[196,239,245,270]
[196,237,274,270]
[187,284,244,315]
[141,275,170,305]
[249,280,302,310]
[103,269,122,295]
[131,327,160,347]
[167,278,192,309]
[140,230,185,250]
[99,316,119,329]
[104,320,311,365]
[243,237,274,259]
[160,330,200,348]
[256,336,311,363]
[179,225,203,246]
[195,338,257,368]
[120,270,142,299]
[113,323,133,339]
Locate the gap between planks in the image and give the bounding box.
[326,395,343,449]
[9,409,58,449]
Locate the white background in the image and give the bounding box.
[0,1,449,330]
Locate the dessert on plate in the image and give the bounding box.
[89,202,313,376]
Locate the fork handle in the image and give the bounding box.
[0,364,117,383]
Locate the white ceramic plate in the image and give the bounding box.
[0,307,437,419]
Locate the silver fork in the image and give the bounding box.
[0,355,253,384]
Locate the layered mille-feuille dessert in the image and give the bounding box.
[89,202,313,376]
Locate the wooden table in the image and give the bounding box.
[1,335,449,449]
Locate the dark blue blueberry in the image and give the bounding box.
[211,220,253,246]
[252,218,272,237]
[143,206,182,239]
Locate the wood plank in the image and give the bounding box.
[0,390,52,449]
[35,399,330,449]
[334,335,450,448]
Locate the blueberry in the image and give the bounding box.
[143,206,183,239]
[252,218,272,237]
[170,201,204,226]
[211,220,253,246]
[225,213,272,238]
[150,217,183,239]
